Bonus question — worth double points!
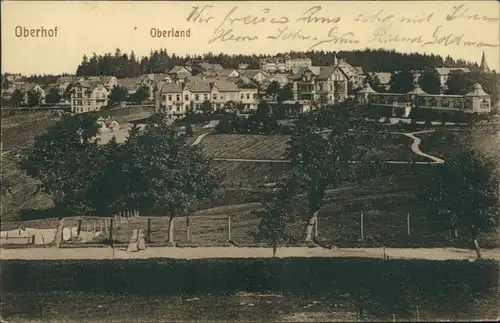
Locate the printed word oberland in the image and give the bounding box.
[15,26,59,38]
[150,27,191,38]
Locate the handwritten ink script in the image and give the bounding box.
[185,4,499,50]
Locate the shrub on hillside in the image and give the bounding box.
[215,116,234,134]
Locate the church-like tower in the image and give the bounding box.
[480,51,490,73]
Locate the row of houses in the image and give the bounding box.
[4,52,491,115]
[155,56,367,117]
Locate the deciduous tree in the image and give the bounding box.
[255,184,299,256]
[109,86,129,105]
[419,69,441,94]
[389,70,415,93]
[419,149,499,260]
[10,89,23,108]
[45,88,62,105]
[286,100,379,241]
[20,114,103,247]
[118,123,222,246]
[27,90,42,107]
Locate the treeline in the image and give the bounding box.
[74,48,480,78]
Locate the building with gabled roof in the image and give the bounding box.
[70,79,108,114]
[290,66,349,103]
[434,67,471,88]
[156,78,258,117]
[198,62,224,71]
[21,83,46,106]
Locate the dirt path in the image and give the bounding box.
[393,130,445,165]
[1,246,498,261]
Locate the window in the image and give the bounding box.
[440,98,450,108]
[204,94,209,100]
[246,93,250,99]
[241,94,244,100]
[195,94,199,101]
[176,94,180,101]
[168,95,172,101]
[162,95,167,101]
[185,104,189,110]
[213,94,217,100]
[185,94,189,101]
[481,99,490,110]
[253,93,257,99]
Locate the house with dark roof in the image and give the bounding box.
[4,74,26,89]
[21,83,46,106]
[86,76,118,90]
[202,68,240,78]
[156,78,259,116]
[198,62,224,71]
[290,66,349,103]
[117,77,142,94]
[434,67,470,87]
[70,79,109,114]
[336,57,365,89]
[238,70,268,83]
[167,66,192,81]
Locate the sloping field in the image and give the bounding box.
[214,160,292,186]
[1,111,60,151]
[201,134,290,160]
[201,133,426,162]
[419,127,500,161]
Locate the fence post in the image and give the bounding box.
[109,218,114,243]
[186,217,191,241]
[77,219,82,238]
[314,216,319,238]
[407,213,411,236]
[228,215,232,241]
[147,218,151,240]
[360,213,364,240]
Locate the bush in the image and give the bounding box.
[215,115,234,134]
[185,124,194,137]
[2,259,496,309]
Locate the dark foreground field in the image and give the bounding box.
[1,258,497,322]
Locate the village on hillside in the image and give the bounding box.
[1,50,498,117]
[1,48,500,322]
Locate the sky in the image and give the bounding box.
[2,1,499,75]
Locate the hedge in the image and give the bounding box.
[2,258,496,297]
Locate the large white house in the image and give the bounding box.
[155,79,259,117]
[290,66,349,104]
[70,80,109,113]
